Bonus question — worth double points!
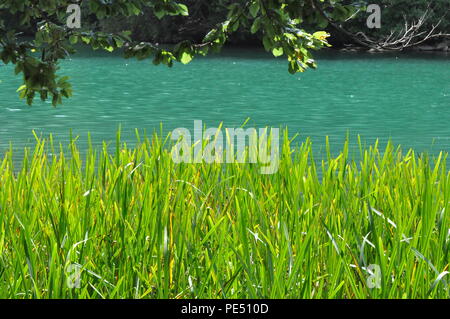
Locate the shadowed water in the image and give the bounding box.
[0,48,449,160]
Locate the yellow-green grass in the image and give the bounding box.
[0,130,449,299]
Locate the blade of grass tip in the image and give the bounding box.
[322,222,341,256]
[427,271,449,296]
[410,247,439,275]
[240,117,251,128]
[116,125,122,168]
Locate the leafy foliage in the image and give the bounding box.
[0,0,356,106]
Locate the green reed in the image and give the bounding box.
[0,129,448,299]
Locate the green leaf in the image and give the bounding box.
[180,51,193,64]
[272,47,284,57]
[16,84,27,93]
[81,36,91,44]
[154,10,165,19]
[313,31,330,40]
[127,3,141,15]
[249,2,260,18]
[177,4,189,16]
[262,36,272,51]
[251,17,261,34]
[230,20,240,32]
[69,35,78,44]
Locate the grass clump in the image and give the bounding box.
[0,130,449,299]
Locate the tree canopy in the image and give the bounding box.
[0,0,359,106]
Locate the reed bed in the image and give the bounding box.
[0,130,449,299]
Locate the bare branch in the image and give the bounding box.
[312,0,450,51]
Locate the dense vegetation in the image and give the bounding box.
[2,1,448,45]
[87,0,450,46]
[0,131,449,298]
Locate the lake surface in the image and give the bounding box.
[0,48,449,159]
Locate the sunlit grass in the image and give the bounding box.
[0,129,449,299]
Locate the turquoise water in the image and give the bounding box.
[0,48,449,158]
